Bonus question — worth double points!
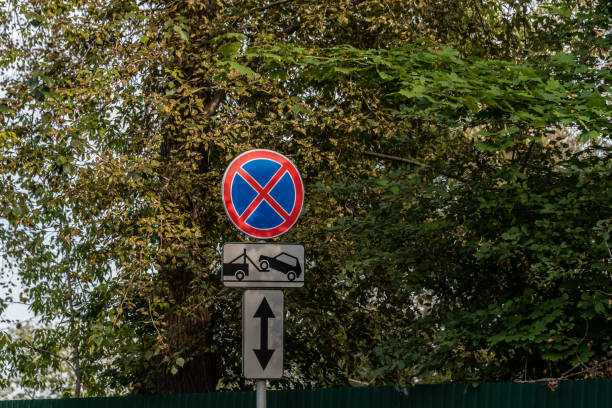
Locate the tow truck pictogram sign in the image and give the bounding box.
[222,149,304,239]
[222,243,305,288]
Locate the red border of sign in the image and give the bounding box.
[222,149,304,239]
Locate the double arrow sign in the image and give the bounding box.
[253,297,275,369]
[243,290,283,379]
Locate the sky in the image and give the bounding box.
[0,251,35,329]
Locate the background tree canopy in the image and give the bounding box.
[0,0,610,398]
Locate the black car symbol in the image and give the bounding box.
[222,249,262,281]
[222,263,248,280]
[258,252,302,281]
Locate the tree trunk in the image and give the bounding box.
[152,28,224,390]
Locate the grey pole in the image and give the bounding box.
[256,380,266,408]
[255,238,267,408]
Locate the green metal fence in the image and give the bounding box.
[2,380,611,408]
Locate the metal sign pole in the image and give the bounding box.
[256,238,267,408]
[256,380,266,408]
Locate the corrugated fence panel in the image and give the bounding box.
[1,380,610,408]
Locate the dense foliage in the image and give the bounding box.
[0,0,610,398]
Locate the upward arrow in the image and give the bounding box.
[253,297,275,370]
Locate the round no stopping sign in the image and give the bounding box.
[222,149,304,239]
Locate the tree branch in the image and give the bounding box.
[284,21,301,35]
[22,343,76,371]
[204,91,225,117]
[519,140,535,172]
[363,150,471,184]
[256,0,295,11]
[363,151,429,168]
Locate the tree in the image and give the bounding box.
[0,321,91,399]
[0,0,610,397]
[220,0,611,383]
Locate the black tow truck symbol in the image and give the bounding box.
[223,249,302,281]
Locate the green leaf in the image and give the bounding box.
[398,85,425,98]
[580,130,598,143]
[378,69,393,80]
[218,42,241,58]
[552,52,574,67]
[223,61,256,78]
[334,66,356,74]
[173,25,189,42]
[212,32,248,43]
[474,141,498,151]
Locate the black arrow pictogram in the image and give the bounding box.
[253,297,275,370]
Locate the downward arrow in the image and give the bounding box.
[253,297,275,370]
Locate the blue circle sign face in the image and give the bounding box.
[222,150,305,239]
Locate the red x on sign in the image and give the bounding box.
[236,162,292,222]
[222,150,304,239]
